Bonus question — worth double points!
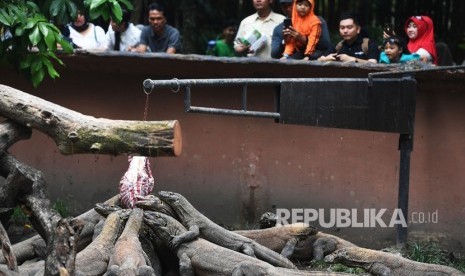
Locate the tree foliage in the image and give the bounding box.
[0,0,132,87]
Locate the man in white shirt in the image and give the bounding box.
[106,10,141,51]
[234,0,285,58]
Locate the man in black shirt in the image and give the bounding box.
[318,13,379,63]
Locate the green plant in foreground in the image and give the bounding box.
[52,198,70,218]
[407,242,465,272]
[309,260,365,274]
[11,206,28,225]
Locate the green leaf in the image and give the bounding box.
[0,10,11,26]
[19,56,32,70]
[110,1,122,23]
[43,58,60,78]
[25,1,40,12]
[43,27,55,49]
[0,9,12,26]
[65,1,78,19]
[25,18,37,30]
[90,0,107,10]
[15,25,25,36]
[28,25,41,45]
[89,4,108,20]
[48,51,65,66]
[8,5,26,23]
[38,22,49,38]
[50,0,64,17]
[118,0,133,10]
[31,57,42,72]
[58,37,73,54]
[32,67,45,88]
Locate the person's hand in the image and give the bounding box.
[318,53,338,62]
[283,27,306,48]
[234,41,250,54]
[335,54,354,62]
[383,31,390,39]
[383,30,396,39]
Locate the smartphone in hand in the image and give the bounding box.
[283,18,292,29]
[384,23,395,36]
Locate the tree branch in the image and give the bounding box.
[0,85,182,156]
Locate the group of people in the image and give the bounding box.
[209,0,439,65]
[67,0,439,65]
[66,3,181,54]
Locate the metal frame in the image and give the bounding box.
[143,76,420,247]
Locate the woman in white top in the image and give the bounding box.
[106,10,141,51]
[68,11,107,50]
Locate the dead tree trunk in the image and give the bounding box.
[0,85,181,276]
[0,84,182,157]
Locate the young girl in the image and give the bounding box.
[379,36,420,64]
[281,0,321,60]
[404,15,437,64]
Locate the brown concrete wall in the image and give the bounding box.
[1,53,464,252]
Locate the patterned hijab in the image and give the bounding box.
[404,15,437,64]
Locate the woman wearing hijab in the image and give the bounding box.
[68,10,107,50]
[404,15,437,64]
[281,0,321,60]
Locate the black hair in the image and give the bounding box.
[222,19,238,30]
[148,2,166,15]
[383,35,408,52]
[121,9,132,25]
[339,12,361,26]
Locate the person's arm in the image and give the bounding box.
[132,27,149,53]
[106,25,114,50]
[166,28,182,54]
[271,24,284,59]
[133,44,148,52]
[415,48,433,63]
[233,21,250,56]
[282,26,307,49]
[317,46,337,61]
[166,47,177,54]
[94,26,108,50]
[364,41,380,63]
[303,23,322,59]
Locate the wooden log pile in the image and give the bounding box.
[0,85,463,275]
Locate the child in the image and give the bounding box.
[379,36,420,64]
[207,19,238,57]
[281,0,321,60]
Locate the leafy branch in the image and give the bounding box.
[0,0,133,88]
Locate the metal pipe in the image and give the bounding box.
[397,133,414,247]
[242,85,247,111]
[143,78,371,90]
[187,106,280,119]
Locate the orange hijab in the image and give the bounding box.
[284,0,321,56]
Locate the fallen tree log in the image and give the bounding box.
[0,84,182,157]
[0,195,119,265]
[0,220,18,272]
